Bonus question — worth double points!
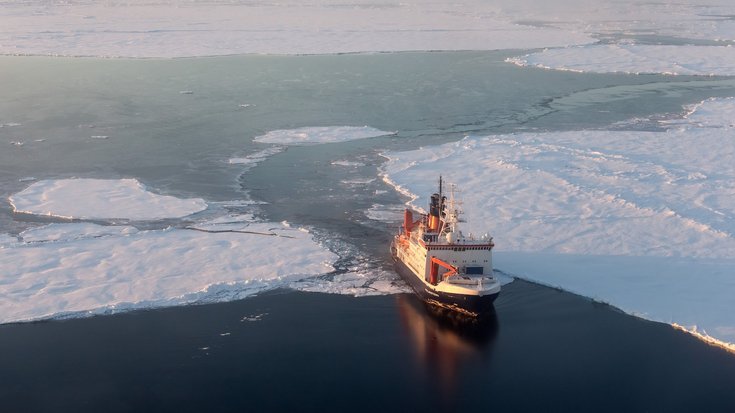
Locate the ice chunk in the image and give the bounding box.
[9,178,207,220]
[331,160,365,167]
[241,313,267,322]
[363,203,405,222]
[292,269,411,297]
[253,126,394,145]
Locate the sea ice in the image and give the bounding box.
[363,203,405,223]
[291,269,411,297]
[19,222,138,243]
[0,233,18,248]
[331,160,365,167]
[666,97,735,128]
[228,146,285,171]
[9,178,207,220]
[508,45,735,76]
[0,0,593,58]
[380,97,735,348]
[0,222,337,324]
[253,126,394,145]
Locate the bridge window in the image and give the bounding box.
[466,266,483,275]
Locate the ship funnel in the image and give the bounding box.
[404,209,414,235]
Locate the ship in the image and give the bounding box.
[390,177,500,316]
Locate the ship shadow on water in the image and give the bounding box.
[395,294,498,410]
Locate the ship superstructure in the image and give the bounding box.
[390,177,500,316]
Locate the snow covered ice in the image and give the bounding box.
[509,45,735,76]
[0,222,337,324]
[9,178,207,220]
[381,98,735,348]
[253,126,394,145]
[0,0,593,58]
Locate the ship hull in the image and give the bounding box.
[393,254,498,316]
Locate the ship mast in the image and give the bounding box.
[438,179,463,243]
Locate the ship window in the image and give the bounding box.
[466,266,483,275]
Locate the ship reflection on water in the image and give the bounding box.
[396,294,498,404]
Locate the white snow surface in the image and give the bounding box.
[19,222,138,243]
[9,178,207,220]
[0,0,594,58]
[380,97,735,346]
[0,233,18,247]
[509,45,735,76]
[0,222,337,324]
[253,126,394,145]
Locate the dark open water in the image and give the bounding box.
[2,282,735,412]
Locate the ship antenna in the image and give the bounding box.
[439,175,443,197]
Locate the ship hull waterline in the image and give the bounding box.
[392,254,499,317]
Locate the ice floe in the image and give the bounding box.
[9,178,207,220]
[509,45,735,76]
[380,97,735,347]
[331,160,365,167]
[0,222,337,324]
[0,1,593,58]
[363,203,405,223]
[253,126,394,145]
[8,0,735,58]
